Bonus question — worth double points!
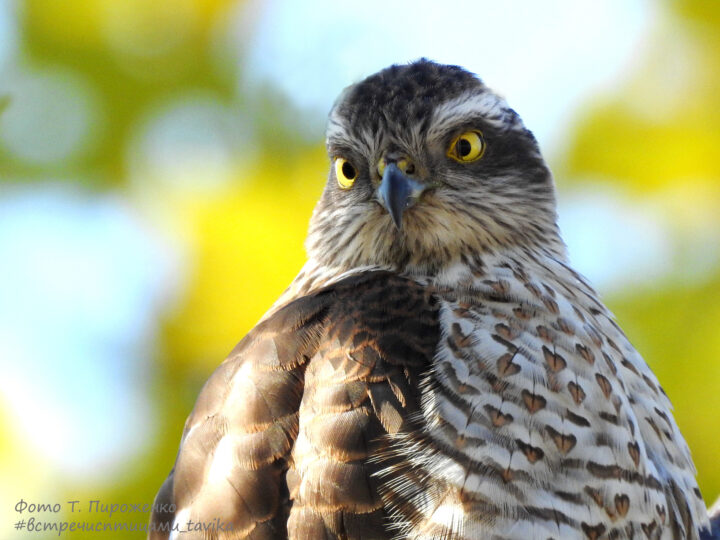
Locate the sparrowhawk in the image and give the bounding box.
[150,60,711,539]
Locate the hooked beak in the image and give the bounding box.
[376,163,426,229]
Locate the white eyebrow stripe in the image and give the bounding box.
[326,107,383,157]
[428,91,511,140]
[326,88,520,157]
[326,109,348,144]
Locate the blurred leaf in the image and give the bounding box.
[564,2,720,194]
[9,0,245,187]
[161,148,327,371]
[671,0,720,29]
[567,105,720,190]
[565,0,720,504]
[0,95,10,115]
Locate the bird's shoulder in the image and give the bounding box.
[149,269,442,539]
[234,268,442,371]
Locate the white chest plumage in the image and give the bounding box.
[379,254,706,540]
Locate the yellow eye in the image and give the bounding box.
[335,157,358,189]
[448,130,485,162]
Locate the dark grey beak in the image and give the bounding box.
[377,163,426,229]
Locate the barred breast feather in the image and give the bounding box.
[375,252,707,540]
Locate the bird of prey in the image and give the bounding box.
[150,60,710,539]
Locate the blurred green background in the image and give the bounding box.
[1,0,718,538]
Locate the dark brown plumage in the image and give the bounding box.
[150,272,439,538]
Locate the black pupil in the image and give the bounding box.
[457,138,472,157]
[342,161,356,179]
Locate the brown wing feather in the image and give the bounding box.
[149,271,440,539]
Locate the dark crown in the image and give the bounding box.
[334,59,484,133]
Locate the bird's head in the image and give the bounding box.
[306,59,566,275]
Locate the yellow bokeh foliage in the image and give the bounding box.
[565,1,720,502]
[160,148,327,371]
